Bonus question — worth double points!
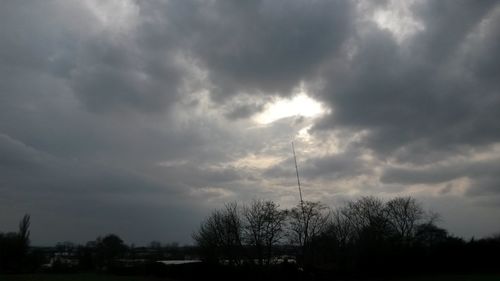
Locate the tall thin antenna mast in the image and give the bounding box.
[292,141,304,205]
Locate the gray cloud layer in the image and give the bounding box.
[1,0,499,244]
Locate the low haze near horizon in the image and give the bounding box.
[1,0,499,246]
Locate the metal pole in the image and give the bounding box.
[292,141,304,205]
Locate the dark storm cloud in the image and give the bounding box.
[314,1,500,163]
[147,0,354,100]
[2,0,500,243]
[69,33,184,113]
[0,133,164,196]
[0,134,47,170]
[265,146,369,181]
[302,152,370,180]
[1,0,185,114]
[224,101,266,120]
[0,1,65,70]
[381,156,500,196]
[411,0,498,62]
[1,0,354,114]
[0,132,203,243]
[158,163,243,189]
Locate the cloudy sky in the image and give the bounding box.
[1,0,499,245]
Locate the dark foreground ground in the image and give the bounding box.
[1,273,500,281]
[402,275,500,281]
[0,273,167,281]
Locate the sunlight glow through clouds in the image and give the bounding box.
[371,0,425,43]
[231,154,283,170]
[356,0,425,44]
[253,94,326,124]
[83,0,139,31]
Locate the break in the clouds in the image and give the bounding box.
[1,0,499,245]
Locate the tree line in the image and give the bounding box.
[193,196,500,277]
[1,196,499,279]
[0,217,193,274]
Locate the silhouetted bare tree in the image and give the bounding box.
[193,202,243,265]
[385,196,425,243]
[288,201,330,266]
[18,214,30,256]
[329,208,356,248]
[189,196,500,277]
[0,214,31,272]
[340,196,391,240]
[243,200,287,265]
[415,222,448,247]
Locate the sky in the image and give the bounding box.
[1,0,499,246]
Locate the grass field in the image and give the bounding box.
[401,274,500,281]
[1,273,499,281]
[0,273,171,281]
